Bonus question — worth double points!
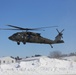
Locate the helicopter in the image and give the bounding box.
[0,25,64,48]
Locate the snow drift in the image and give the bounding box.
[0,56,76,75]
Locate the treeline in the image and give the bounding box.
[10,51,76,59]
[49,51,76,58]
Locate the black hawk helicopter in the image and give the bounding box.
[0,25,64,48]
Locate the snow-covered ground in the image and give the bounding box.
[62,56,76,61]
[0,56,76,75]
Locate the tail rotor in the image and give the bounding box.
[56,29,64,38]
[55,29,64,42]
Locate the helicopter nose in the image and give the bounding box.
[8,36,12,40]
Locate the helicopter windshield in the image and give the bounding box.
[13,33,18,36]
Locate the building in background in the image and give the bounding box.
[0,56,16,64]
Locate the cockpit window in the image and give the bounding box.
[13,33,18,36]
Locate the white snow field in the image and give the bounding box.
[0,56,76,75]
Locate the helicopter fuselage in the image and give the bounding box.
[0,25,64,48]
[8,31,64,46]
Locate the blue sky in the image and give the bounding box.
[0,0,76,57]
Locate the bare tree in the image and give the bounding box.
[69,52,76,56]
[49,51,62,58]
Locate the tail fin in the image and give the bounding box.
[55,29,64,43]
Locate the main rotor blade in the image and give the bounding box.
[7,25,27,30]
[7,24,39,30]
[56,29,59,33]
[61,29,64,33]
[0,28,21,30]
[7,24,58,30]
[33,26,58,30]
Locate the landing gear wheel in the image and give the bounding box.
[23,42,26,44]
[17,42,20,45]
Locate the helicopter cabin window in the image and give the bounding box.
[18,33,21,36]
